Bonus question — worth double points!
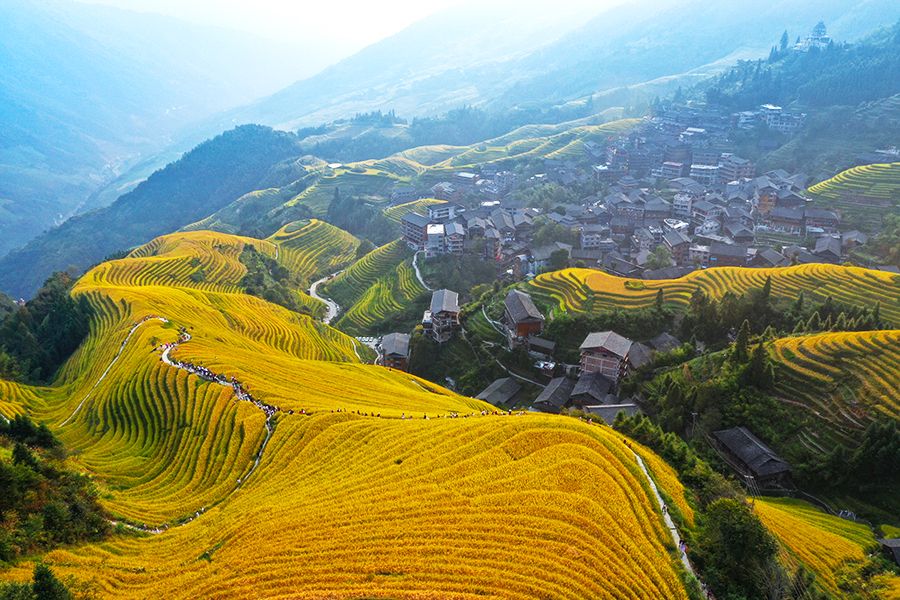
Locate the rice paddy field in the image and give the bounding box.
[383,198,446,223]
[323,240,428,335]
[267,218,361,286]
[753,497,898,597]
[808,162,900,231]
[0,226,694,599]
[770,330,900,452]
[528,264,900,324]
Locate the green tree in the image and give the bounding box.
[654,289,664,312]
[695,498,780,600]
[645,246,673,270]
[32,564,70,600]
[731,320,751,363]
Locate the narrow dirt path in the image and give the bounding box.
[412,251,432,291]
[61,316,169,426]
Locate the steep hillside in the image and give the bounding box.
[323,240,428,336]
[0,228,693,598]
[527,264,900,324]
[753,498,897,597]
[0,0,323,257]
[770,330,899,451]
[0,126,303,299]
[807,162,900,231]
[266,219,361,287]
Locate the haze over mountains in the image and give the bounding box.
[1,0,899,298]
[0,0,335,256]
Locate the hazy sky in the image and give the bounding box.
[78,0,464,48]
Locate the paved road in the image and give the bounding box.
[308,271,342,324]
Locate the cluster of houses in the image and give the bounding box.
[376,288,463,371]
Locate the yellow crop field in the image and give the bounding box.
[4,414,690,599]
[322,239,427,335]
[528,264,900,324]
[383,198,446,223]
[267,218,361,285]
[770,330,900,451]
[753,497,892,597]
[0,218,695,597]
[808,162,900,202]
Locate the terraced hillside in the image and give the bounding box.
[2,414,691,599]
[528,264,900,324]
[808,162,900,231]
[85,230,275,294]
[753,498,897,597]
[0,228,693,598]
[266,219,361,286]
[383,198,446,223]
[770,330,900,452]
[323,239,428,335]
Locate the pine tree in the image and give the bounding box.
[780,30,790,52]
[32,563,71,600]
[806,311,821,331]
[833,312,847,331]
[872,302,881,327]
[791,291,804,314]
[821,314,833,331]
[732,320,751,363]
[655,289,664,312]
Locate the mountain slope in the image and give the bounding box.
[0,228,691,598]
[0,126,303,299]
[0,0,328,257]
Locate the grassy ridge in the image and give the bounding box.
[770,330,900,451]
[527,264,900,324]
[5,414,690,599]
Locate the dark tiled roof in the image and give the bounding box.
[570,372,613,404]
[505,290,543,323]
[533,377,576,412]
[649,332,680,352]
[585,403,640,424]
[401,212,431,227]
[476,377,522,406]
[710,242,748,258]
[381,333,410,357]
[430,289,460,314]
[713,427,791,477]
[580,331,633,358]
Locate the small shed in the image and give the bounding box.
[476,377,522,407]
[532,377,576,414]
[712,426,791,488]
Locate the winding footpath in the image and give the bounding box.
[412,251,433,291]
[631,450,704,588]
[308,270,342,325]
[61,316,169,426]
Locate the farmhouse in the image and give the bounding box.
[380,333,411,371]
[504,289,544,342]
[401,212,431,250]
[712,426,792,488]
[476,377,522,407]
[426,289,460,343]
[579,331,651,384]
[532,377,576,413]
[568,371,614,408]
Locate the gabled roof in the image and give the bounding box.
[710,242,748,258]
[402,212,432,228]
[533,377,576,412]
[444,222,465,237]
[570,372,613,403]
[663,229,690,247]
[381,333,410,358]
[505,290,543,323]
[476,377,522,406]
[430,289,459,315]
[713,427,791,477]
[580,331,633,357]
[649,332,680,352]
[585,403,640,424]
[814,236,841,257]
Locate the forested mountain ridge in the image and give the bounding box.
[0,126,303,299]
